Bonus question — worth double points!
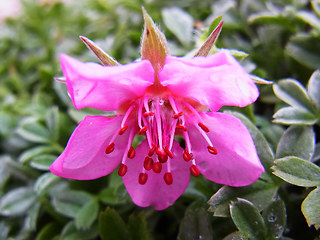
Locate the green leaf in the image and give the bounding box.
[226,111,275,172]
[177,201,213,240]
[75,198,99,230]
[61,221,98,240]
[273,107,318,125]
[297,11,320,31]
[312,0,320,16]
[272,156,320,187]
[19,145,56,164]
[46,107,60,141]
[262,199,286,239]
[99,207,130,240]
[276,125,315,161]
[312,143,320,162]
[0,187,37,216]
[307,70,320,109]
[25,202,41,231]
[273,79,314,112]
[52,190,92,218]
[301,187,320,229]
[128,213,151,240]
[162,7,194,46]
[34,172,60,195]
[16,118,50,143]
[36,222,60,240]
[222,231,246,240]
[30,154,57,170]
[208,175,278,217]
[230,198,267,240]
[248,13,295,31]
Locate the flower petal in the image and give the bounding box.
[50,115,129,180]
[187,112,264,186]
[60,54,154,111]
[122,141,190,210]
[159,51,259,111]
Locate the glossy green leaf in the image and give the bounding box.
[0,187,37,216]
[307,70,320,109]
[30,154,57,170]
[276,125,315,161]
[273,107,318,125]
[34,172,60,195]
[128,213,151,240]
[230,198,267,240]
[178,201,213,240]
[99,207,130,240]
[301,187,320,229]
[273,79,314,112]
[208,175,278,217]
[52,190,92,218]
[162,7,194,46]
[262,199,286,239]
[272,156,320,187]
[75,198,99,230]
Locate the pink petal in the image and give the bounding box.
[50,115,129,180]
[122,141,190,210]
[159,51,259,111]
[187,112,264,187]
[60,54,154,111]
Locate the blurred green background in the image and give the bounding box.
[0,0,319,239]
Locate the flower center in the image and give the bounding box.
[104,91,218,186]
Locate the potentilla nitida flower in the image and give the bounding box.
[50,9,264,210]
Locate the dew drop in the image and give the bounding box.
[268,213,277,223]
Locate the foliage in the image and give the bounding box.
[0,0,319,239]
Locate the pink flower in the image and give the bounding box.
[50,11,264,210]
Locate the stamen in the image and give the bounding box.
[139,173,148,185]
[164,146,174,158]
[155,98,163,149]
[118,124,128,135]
[198,122,210,132]
[190,165,200,177]
[164,172,173,185]
[105,142,115,154]
[183,149,192,161]
[144,157,153,171]
[118,164,127,176]
[176,124,187,131]
[127,146,135,159]
[143,112,154,117]
[158,154,168,163]
[138,126,148,134]
[138,99,144,129]
[208,146,218,155]
[148,144,156,156]
[173,112,184,119]
[121,104,135,128]
[152,162,162,173]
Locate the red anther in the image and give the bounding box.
[118,124,128,135]
[164,172,173,185]
[143,112,154,117]
[176,124,187,131]
[127,146,135,159]
[105,142,115,154]
[173,112,184,119]
[139,173,148,185]
[148,144,156,156]
[118,164,127,176]
[190,165,200,177]
[138,126,148,134]
[164,146,174,158]
[208,146,218,155]
[198,122,210,132]
[144,157,153,171]
[156,147,166,156]
[153,162,162,173]
[183,149,192,161]
[158,154,168,163]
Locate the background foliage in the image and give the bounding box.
[0,0,319,239]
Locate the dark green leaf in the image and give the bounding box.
[75,198,99,230]
[273,79,314,112]
[273,107,318,125]
[46,106,60,141]
[222,231,246,240]
[208,175,278,217]
[128,213,151,240]
[230,198,267,240]
[276,125,315,161]
[307,70,320,109]
[272,156,320,187]
[0,187,37,216]
[178,201,213,240]
[36,222,60,240]
[262,199,286,239]
[61,221,98,240]
[99,207,130,240]
[301,187,320,229]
